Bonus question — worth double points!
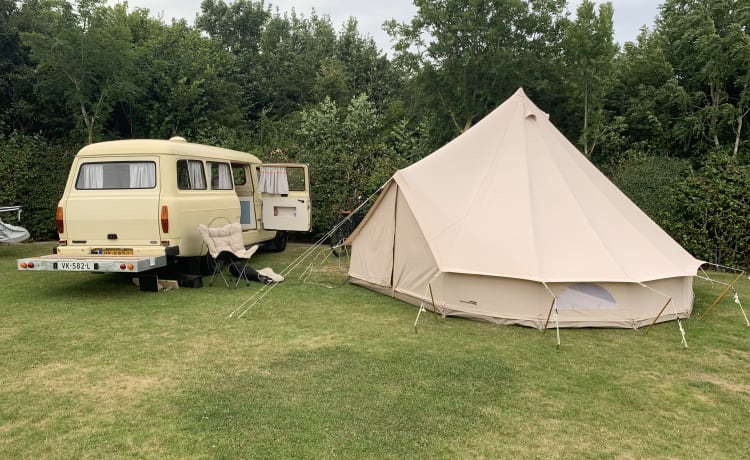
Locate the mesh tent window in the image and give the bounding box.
[557,283,618,310]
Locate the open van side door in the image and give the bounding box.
[259,164,311,232]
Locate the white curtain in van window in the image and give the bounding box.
[129,163,155,188]
[78,163,104,189]
[217,163,232,189]
[258,167,289,194]
[189,161,206,189]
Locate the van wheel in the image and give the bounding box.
[264,231,287,252]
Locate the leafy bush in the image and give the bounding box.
[294,95,426,235]
[674,154,750,269]
[0,132,74,239]
[611,152,750,269]
[610,152,691,238]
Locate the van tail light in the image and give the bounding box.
[55,207,64,233]
[160,205,169,233]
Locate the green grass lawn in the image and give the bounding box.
[2,242,749,459]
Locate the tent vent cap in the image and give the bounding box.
[169,136,187,142]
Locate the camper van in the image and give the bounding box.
[17,137,311,274]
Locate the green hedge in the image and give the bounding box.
[675,155,750,269]
[0,133,75,240]
[612,152,750,270]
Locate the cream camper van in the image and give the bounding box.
[17,137,311,274]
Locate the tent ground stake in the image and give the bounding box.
[646,298,672,335]
[699,271,746,321]
[542,298,555,333]
[428,284,438,319]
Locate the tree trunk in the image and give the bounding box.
[80,102,94,145]
[710,83,721,148]
[583,86,589,156]
[733,109,747,157]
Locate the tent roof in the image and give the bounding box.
[393,88,702,283]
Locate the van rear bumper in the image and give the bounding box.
[17,254,169,273]
[53,245,179,257]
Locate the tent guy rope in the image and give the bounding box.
[228,184,386,319]
[696,263,749,326]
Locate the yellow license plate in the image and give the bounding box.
[102,248,133,256]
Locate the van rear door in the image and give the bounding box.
[63,158,162,247]
[259,164,311,232]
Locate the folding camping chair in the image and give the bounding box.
[198,223,259,288]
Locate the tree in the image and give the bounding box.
[0,0,22,131]
[387,0,567,143]
[135,20,242,139]
[197,0,269,56]
[295,94,411,233]
[21,0,137,144]
[725,5,750,158]
[562,0,617,157]
[658,0,750,157]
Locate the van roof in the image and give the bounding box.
[76,139,262,164]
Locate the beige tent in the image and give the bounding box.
[348,88,704,328]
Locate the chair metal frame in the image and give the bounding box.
[198,223,258,288]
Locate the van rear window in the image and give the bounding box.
[76,162,156,189]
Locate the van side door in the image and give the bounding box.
[258,164,311,232]
[232,163,258,231]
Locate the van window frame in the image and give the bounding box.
[208,161,234,190]
[75,161,157,190]
[232,163,255,193]
[177,159,207,190]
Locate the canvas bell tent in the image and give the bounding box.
[347,88,704,329]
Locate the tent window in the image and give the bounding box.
[557,283,617,310]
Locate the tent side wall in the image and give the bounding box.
[352,273,695,329]
[350,184,440,300]
[391,187,440,301]
[348,183,398,289]
[434,274,694,329]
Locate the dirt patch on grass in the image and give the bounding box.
[0,326,19,341]
[23,361,174,404]
[289,332,344,350]
[694,373,750,398]
[89,373,172,399]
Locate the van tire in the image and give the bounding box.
[264,231,287,252]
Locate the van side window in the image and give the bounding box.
[76,162,156,190]
[232,165,247,186]
[208,161,233,190]
[285,166,307,192]
[177,160,206,190]
[257,166,306,194]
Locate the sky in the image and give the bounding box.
[109,0,661,52]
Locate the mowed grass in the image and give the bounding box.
[2,242,749,459]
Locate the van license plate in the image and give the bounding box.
[103,248,133,255]
[58,261,95,271]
